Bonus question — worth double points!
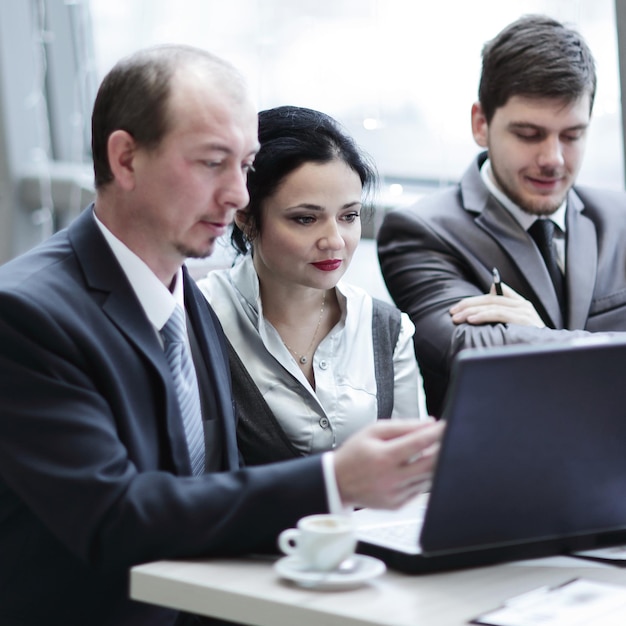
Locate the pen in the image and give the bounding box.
[492,267,503,296]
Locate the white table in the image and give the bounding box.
[130,554,626,625]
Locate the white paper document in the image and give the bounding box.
[573,545,626,562]
[472,578,626,626]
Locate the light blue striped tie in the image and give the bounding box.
[161,306,205,476]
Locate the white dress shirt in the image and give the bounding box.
[92,211,184,336]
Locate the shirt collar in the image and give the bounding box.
[480,158,567,233]
[232,254,348,328]
[92,209,183,331]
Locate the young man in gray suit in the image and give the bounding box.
[378,15,626,416]
[0,45,442,626]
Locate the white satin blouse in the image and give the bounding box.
[198,255,427,455]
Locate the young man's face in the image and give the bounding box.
[471,93,591,216]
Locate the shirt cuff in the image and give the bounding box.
[322,451,353,516]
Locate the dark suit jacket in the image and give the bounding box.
[378,153,626,416]
[0,207,327,625]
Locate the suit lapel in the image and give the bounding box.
[477,201,564,328]
[183,271,239,469]
[462,160,564,328]
[68,208,239,472]
[68,208,192,474]
[565,194,597,328]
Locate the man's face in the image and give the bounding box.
[128,68,259,277]
[472,94,591,215]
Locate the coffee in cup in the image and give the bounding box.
[278,514,356,571]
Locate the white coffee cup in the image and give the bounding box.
[278,514,357,571]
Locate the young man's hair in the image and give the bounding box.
[478,14,596,123]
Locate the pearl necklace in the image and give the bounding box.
[282,292,326,365]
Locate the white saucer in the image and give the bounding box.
[274,554,386,590]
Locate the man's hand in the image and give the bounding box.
[333,419,444,510]
[449,282,545,327]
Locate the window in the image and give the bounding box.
[0,1,622,263]
[90,0,623,200]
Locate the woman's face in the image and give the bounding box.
[251,159,363,291]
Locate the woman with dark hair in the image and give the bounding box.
[199,106,427,465]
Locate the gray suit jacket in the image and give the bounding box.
[378,153,626,416]
[0,207,327,626]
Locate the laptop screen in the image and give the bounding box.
[420,336,626,555]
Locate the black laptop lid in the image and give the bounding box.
[420,337,626,555]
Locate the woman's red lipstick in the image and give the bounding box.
[312,259,342,271]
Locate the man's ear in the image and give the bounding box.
[107,130,138,190]
[471,102,489,148]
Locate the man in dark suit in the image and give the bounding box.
[0,45,443,625]
[378,15,626,417]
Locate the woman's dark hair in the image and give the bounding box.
[232,105,377,254]
[479,14,596,123]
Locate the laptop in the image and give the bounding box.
[355,336,626,573]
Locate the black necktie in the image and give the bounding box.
[528,219,566,316]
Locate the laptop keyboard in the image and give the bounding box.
[357,519,423,553]
[354,494,429,555]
